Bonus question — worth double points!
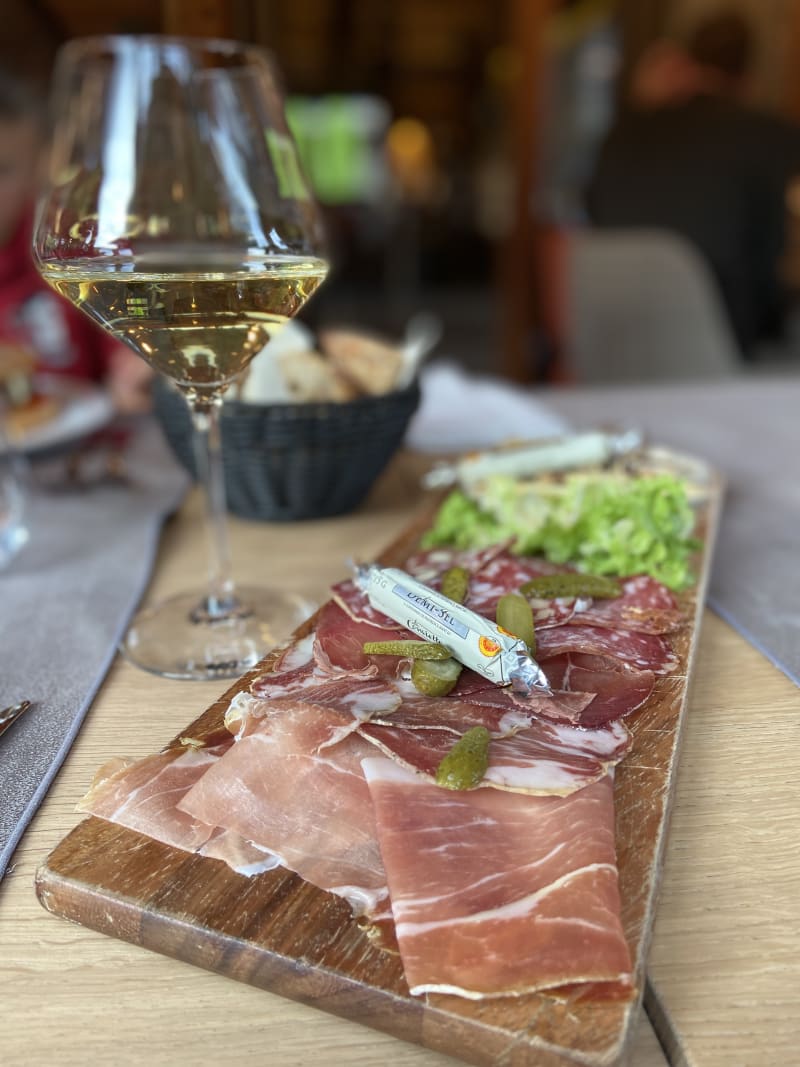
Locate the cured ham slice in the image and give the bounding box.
[366,686,534,735]
[444,668,595,723]
[569,576,684,635]
[331,578,403,630]
[359,715,630,795]
[199,830,281,875]
[250,659,320,698]
[541,654,656,727]
[270,631,316,672]
[178,701,388,916]
[536,623,679,674]
[237,675,402,733]
[313,600,413,673]
[484,719,631,793]
[363,759,632,998]
[78,739,232,852]
[77,737,279,876]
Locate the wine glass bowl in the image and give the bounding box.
[33,35,329,679]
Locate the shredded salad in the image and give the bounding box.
[422,471,700,591]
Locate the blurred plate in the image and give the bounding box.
[1,376,114,457]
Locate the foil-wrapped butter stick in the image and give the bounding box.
[355,564,552,698]
[422,430,643,490]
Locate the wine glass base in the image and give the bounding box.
[120,585,314,681]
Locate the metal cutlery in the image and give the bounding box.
[0,700,33,740]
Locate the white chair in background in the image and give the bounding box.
[563,229,741,384]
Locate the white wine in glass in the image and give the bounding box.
[33,36,328,679]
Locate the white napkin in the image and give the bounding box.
[405,361,570,454]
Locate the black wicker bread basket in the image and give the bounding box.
[153,377,421,521]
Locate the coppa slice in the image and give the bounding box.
[313,600,414,674]
[237,675,403,732]
[367,687,530,735]
[358,715,631,795]
[178,700,388,916]
[541,653,656,727]
[443,669,596,724]
[536,623,680,674]
[363,759,633,999]
[568,575,684,635]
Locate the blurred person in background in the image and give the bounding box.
[0,6,152,414]
[584,9,800,361]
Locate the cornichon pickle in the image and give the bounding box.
[363,640,452,660]
[495,593,536,653]
[410,656,463,697]
[519,573,622,600]
[435,726,490,790]
[440,565,469,605]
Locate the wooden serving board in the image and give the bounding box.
[35,451,723,1067]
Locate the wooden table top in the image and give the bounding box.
[1,449,797,1067]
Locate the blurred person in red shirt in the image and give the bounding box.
[0,59,152,414]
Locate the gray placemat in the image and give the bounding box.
[0,419,188,880]
[544,374,800,687]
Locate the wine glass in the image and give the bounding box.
[33,36,328,680]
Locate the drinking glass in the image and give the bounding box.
[33,36,328,679]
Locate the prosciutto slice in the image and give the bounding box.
[359,715,630,795]
[77,737,279,876]
[178,700,388,916]
[363,759,632,998]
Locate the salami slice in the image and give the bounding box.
[332,546,512,625]
[402,543,510,586]
[465,553,567,619]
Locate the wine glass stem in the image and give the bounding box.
[190,400,235,616]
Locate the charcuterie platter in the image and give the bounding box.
[35,436,723,1067]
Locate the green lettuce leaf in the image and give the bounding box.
[422,472,700,590]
